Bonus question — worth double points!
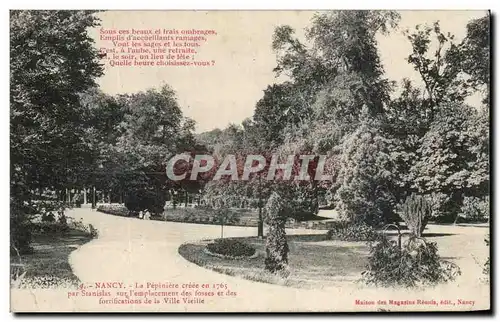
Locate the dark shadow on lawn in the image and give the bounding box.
[225,234,329,243]
[382,231,456,238]
[421,232,456,238]
[303,215,332,221]
[287,234,327,242]
[428,222,490,227]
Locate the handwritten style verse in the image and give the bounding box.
[68,281,237,305]
[99,28,218,67]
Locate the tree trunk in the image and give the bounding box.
[258,204,263,238]
[91,186,96,209]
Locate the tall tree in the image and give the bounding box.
[460,14,491,106]
[410,103,489,220]
[334,110,397,226]
[10,10,104,251]
[307,10,399,115]
[404,21,469,123]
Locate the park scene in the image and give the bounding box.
[10,10,490,312]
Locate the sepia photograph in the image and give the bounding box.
[9,9,491,312]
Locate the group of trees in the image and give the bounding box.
[246,11,490,271]
[11,11,104,252]
[197,11,490,274]
[10,11,202,252]
[200,11,490,228]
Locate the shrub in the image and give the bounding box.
[31,221,69,234]
[67,218,99,238]
[41,211,56,223]
[426,192,451,220]
[325,221,379,241]
[97,204,131,217]
[397,194,431,237]
[206,239,256,257]
[411,104,489,222]
[426,193,463,224]
[162,207,241,225]
[264,192,289,276]
[58,213,68,226]
[35,199,66,216]
[124,188,166,214]
[10,218,33,255]
[213,208,239,224]
[459,196,489,223]
[362,235,461,288]
[12,198,68,255]
[286,184,319,221]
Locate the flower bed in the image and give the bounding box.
[162,207,242,225]
[205,238,257,259]
[97,204,132,217]
[29,216,98,238]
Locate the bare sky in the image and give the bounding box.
[90,10,487,133]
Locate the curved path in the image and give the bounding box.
[11,208,490,312]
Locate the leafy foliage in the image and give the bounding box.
[10,217,33,255]
[410,104,489,221]
[162,207,241,225]
[10,11,103,192]
[10,10,103,252]
[362,235,461,288]
[325,221,379,242]
[404,22,468,117]
[459,14,490,105]
[206,239,256,258]
[334,114,397,226]
[459,196,489,223]
[307,11,398,115]
[124,188,166,214]
[397,194,431,237]
[264,192,289,275]
[97,204,131,217]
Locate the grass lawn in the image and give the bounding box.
[10,229,93,289]
[178,234,370,289]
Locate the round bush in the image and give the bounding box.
[206,239,256,257]
[362,236,461,288]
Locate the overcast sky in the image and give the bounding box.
[90,10,487,133]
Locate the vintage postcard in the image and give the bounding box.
[10,9,490,312]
